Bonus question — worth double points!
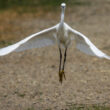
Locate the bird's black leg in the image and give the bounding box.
[59,46,62,73]
[58,46,63,83]
[62,47,67,80]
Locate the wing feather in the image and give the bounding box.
[0,24,58,56]
[69,26,110,60]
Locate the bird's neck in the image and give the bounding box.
[60,8,65,26]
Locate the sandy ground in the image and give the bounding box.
[0,1,110,110]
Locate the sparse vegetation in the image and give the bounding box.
[27,107,35,110]
[0,40,13,47]
[68,104,110,110]
[26,105,110,110]
[0,0,91,12]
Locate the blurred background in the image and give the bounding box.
[0,0,91,10]
[0,0,110,110]
[0,0,107,47]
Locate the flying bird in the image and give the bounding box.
[0,3,110,83]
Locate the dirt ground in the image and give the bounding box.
[0,1,110,110]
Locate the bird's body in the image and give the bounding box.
[0,3,110,83]
[57,23,71,48]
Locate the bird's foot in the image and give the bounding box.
[59,70,66,83]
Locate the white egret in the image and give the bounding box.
[0,3,110,83]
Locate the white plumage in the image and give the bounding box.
[0,22,110,60]
[0,3,110,82]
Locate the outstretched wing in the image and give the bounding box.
[0,24,58,56]
[69,26,110,60]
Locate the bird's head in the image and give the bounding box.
[61,3,66,9]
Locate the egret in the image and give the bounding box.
[0,3,110,83]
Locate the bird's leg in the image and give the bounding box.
[59,47,62,73]
[59,47,63,83]
[62,47,67,80]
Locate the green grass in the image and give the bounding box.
[0,0,91,12]
[0,41,13,48]
[0,40,15,48]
